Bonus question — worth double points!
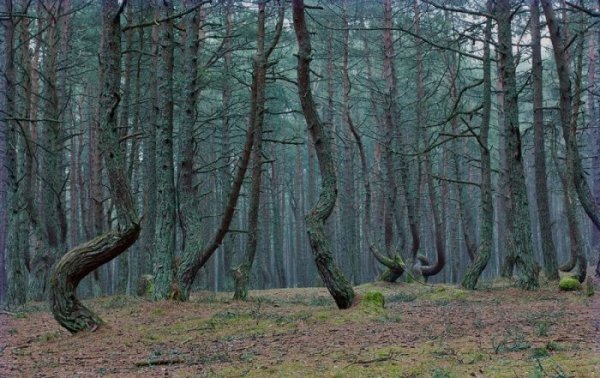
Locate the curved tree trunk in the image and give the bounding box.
[292,0,355,309]
[542,0,600,260]
[49,0,140,333]
[542,0,589,282]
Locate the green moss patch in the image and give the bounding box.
[558,277,581,291]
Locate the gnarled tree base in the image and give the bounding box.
[462,247,491,290]
[232,265,250,301]
[378,268,403,283]
[49,225,140,333]
[307,217,355,309]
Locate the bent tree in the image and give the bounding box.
[292,0,355,309]
[541,0,595,282]
[49,0,140,333]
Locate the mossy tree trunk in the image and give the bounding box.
[176,0,204,301]
[292,0,355,309]
[496,0,539,290]
[462,2,493,290]
[0,0,8,306]
[233,1,284,301]
[3,0,27,306]
[153,0,176,300]
[49,0,140,333]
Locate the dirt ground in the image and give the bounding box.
[1,277,599,377]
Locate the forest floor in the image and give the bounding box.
[1,276,599,378]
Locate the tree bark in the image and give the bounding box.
[531,0,559,281]
[414,0,444,278]
[556,20,587,282]
[542,0,600,238]
[153,0,177,300]
[0,0,7,306]
[175,0,204,301]
[233,1,284,300]
[28,0,68,301]
[292,0,355,309]
[497,0,539,289]
[175,4,260,299]
[462,2,493,289]
[140,4,159,280]
[371,0,411,282]
[2,0,21,306]
[49,0,140,333]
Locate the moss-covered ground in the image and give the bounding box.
[1,277,599,377]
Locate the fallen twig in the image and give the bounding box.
[345,352,395,368]
[135,358,185,367]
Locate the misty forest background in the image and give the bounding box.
[1,0,600,312]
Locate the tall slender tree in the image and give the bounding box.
[233,0,284,300]
[2,0,17,306]
[531,0,559,280]
[153,0,177,300]
[462,1,493,289]
[497,0,539,289]
[0,0,7,306]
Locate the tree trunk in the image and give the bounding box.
[115,3,135,295]
[233,1,284,300]
[3,0,25,306]
[140,5,159,279]
[462,2,493,289]
[369,0,410,282]
[175,11,259,299]
[153,0,176,300]
[414,0,444,278]
[591,20,600,277]
[292,0,355,309]
[0,0,8,306]
[552,18,587,283]
[542,0,600,282]
[28,0,68,301]
[542,0,600,242]
[219,0,234,289]
[531,0,559,281]
[175,0,204,301]
[496,0,539,289]
[49,0,140,333]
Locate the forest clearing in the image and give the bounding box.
[3,0,600,376]
[1,277,599,377]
